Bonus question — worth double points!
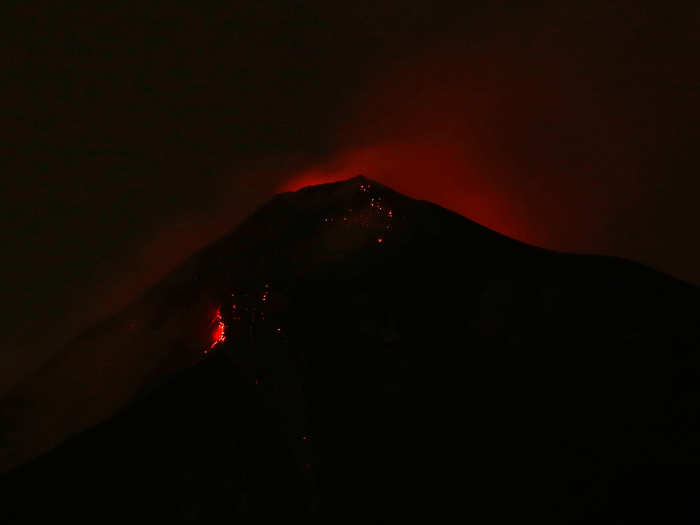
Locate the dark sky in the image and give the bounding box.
[2,1,699,390]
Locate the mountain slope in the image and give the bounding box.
[2,176,699,522]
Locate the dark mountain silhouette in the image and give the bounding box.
[2,176,700,523]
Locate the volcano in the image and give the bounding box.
[2,176,700,523]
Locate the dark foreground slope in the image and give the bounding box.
[2,176,700,523]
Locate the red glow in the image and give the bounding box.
[277,38,620,247]
[278,140,532,244]
[209,308,226,350]
[280,171,350,192]
[377,237,383,244]
[273,24,679,263]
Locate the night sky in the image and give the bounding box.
[2,1,699,391]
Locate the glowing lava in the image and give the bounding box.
[206,308,226,355]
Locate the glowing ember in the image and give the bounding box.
[205,180,396,360]
[209,308,226,350]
